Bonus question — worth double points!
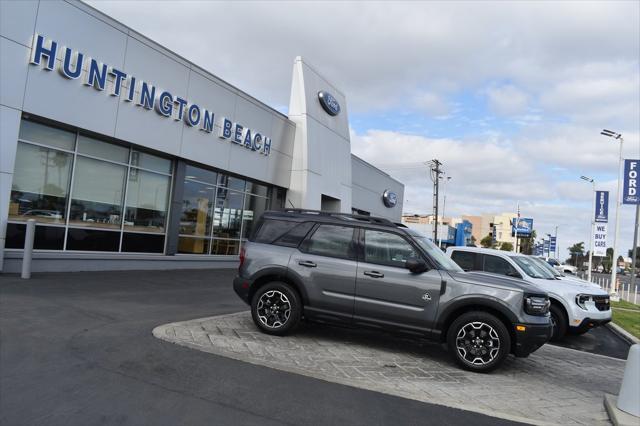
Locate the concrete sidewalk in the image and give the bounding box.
[155,311,626,426]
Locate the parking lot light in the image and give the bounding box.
[601,129,625,296]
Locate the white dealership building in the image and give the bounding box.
[0,0,404,272]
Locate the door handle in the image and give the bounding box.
[298,260,317,268]
[363,270,384,278]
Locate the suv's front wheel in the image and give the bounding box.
[251,282,301,336]
[447,311,511,373]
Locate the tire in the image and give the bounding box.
[446,311,511,373]
[549,304,568,341]
[250,281,301,336]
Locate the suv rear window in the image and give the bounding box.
[253,219,313,247]
[451,251,476,271]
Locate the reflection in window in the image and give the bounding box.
[9,142,72,224]
[305,225,355,259]
[69,156,126,229]
[211,239,239,255]
[77,135,129,163]
[213,189,244,239]
[179,180,214,236]
[185,165,217,185]
[217,174,245,192]
[18,119,76,151]
[364,230,418,268]
[242,194,269,239]
[131,150,172,174]
[124,169,170,233]
[178,236,210,254]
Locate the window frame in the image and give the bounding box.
[357,227,426,269]
[481,254,521,278]
[299,223,358,261]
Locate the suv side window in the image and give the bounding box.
[451,251,476,271]
[303,224,356,259]
[253,219,297,243]
[483,255,520,277]
[363,229,419,268]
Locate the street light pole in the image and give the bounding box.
[601,129,624,296]
[581,175,595,283]
[438,175,451,248]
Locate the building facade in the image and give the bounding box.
[0,0,404,272]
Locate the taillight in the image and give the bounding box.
[239,246,246,271]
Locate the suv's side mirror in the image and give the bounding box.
[405,258,428,274]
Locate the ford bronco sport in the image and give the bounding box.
[234,210,552,372]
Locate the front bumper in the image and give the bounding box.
[233,275,252,304]
[570,317,611,333]
[513,323,553,357]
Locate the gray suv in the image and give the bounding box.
[234,210,552,372]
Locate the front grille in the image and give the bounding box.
[593,295,610,311]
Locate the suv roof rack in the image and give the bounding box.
[273,208,397,227]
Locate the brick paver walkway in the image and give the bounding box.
[153,312,625,425]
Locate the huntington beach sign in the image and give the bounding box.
[29,34,272,156]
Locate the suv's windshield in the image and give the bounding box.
[510,256,556,279]
[412,236,464,272]
[529,256,563,278]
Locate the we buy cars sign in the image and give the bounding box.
[623,159,639,204]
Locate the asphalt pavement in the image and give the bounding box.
[0,269,526,426]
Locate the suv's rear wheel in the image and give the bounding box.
[251,282,301,336]
[447,311,511,373]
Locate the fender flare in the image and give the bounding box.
[249,266,310,304]
[436,295,519,332]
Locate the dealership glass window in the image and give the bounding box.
[217,174,245,192]
[124,168,170,233]
[185,164,217,185]
[180,179,215,237]
[18,119,76,151]
[77,135,129,163]
[69,156,127,229]
[178,236,210,254]
[9,142,72,224]
[130,150,172,174]
[242,193,269,239]
[9,118,172,254]
[213,188,244,239]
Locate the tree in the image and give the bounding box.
[519,230,537,255]
[602,247,614,273]
[469,235,477,247]
[567,242,585,267]
[500,242,513,251]
[480,235,494,248]
[628,247,640,268]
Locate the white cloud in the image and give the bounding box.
[485,85,529,115]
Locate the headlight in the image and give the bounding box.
[524,294,550,316]
[575,294,593,310]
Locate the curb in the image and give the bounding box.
[607,322,640,346]
[604,393,639,426]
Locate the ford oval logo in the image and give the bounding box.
[318,91,340,116]
[382,190,398,208]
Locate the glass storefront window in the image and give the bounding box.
[69,156,126,229]
[178,236,210,254]
[131,150,172,174]
[213,188,244,239]
[185,164,217,185]
[124,169,170,233]
[180,180,214,236]
[245,181,269,197]
[77,135,129,163]
[9,142,72,224]
[242,194,269,239]
[211,239,240,255]
[217,174,245,192]
[18,119,76,151]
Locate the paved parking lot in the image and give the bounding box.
[155,311,626,426]
[0,269,524,426]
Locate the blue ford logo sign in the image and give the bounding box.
[382,190,398,208]
[318,91,340,116]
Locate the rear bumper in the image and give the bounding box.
[513,322,553,357]
[233,275,252,305]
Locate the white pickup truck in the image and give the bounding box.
[545,258,578,275]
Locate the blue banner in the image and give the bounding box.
[594,191,609,223]
[549,236,556,252]
[512,218,533,237]
[543,239,550,255]
[622,159,639,205]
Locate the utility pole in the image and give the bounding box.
[601,129,623,296]
[428,159,443,242]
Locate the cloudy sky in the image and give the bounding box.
[88,0,639,259]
